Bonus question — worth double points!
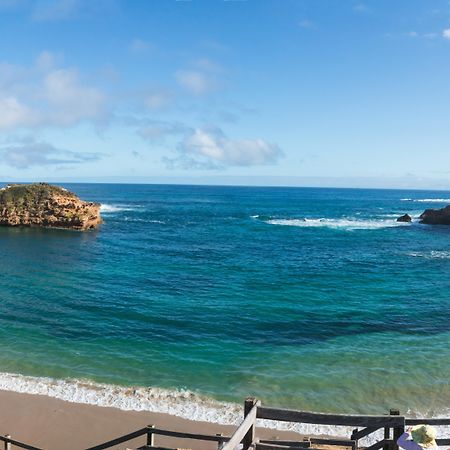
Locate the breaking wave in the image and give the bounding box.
[0,372,448,446]
[100,204,139,213]
[263,218,411,230]
[401,198,450,203]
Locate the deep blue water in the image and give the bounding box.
[0,184,449,416]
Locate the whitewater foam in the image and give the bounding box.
[408,251,450,260]
[265,218,411,230]
[1,372,447,446]
[401,198,450,203]
[100,204,139,213]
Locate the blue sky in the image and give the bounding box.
[1,0,450,187]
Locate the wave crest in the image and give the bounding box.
[401,198,450,203]
[264,218,410,230]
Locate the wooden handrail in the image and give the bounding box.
[257,407,405,427]
[84,427,148,450]
[222,401,260,450]
[0,435,44,450]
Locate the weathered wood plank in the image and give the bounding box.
[221,402,260,450]
[406,418,450,426]
[256,444,322,450]
[85,427,148,450]
[259,440,311,448]
[257,407,405,427]
[310,437,356,447]
[351,427,379,441]
[260,440,310,447]
[0,435,43,450]
[150,428,230,443]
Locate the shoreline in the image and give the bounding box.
[0,389,306,450]
[1,371,449,449]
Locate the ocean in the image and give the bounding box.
[0,184,449,430]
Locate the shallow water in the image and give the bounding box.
[0,184,449,420]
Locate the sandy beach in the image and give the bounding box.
[0,390,303,450]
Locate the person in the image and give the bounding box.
[397,425,438,450]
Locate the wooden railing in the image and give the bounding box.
[1,398,449,450]
[0,434,44,450]
[85,424,230,450]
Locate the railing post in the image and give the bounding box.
[243,397,257,450]
[216,433,223,450]
[351,428,359,450]
[390,410,403,450]
[146,424,155,447]
[383,411,391,450]
[4,435,11,450]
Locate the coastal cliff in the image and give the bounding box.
[0,183,102,230]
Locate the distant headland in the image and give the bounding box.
[0,183,102,231]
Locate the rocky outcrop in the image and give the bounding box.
[420,205,450,225]
[0,183,102,230]
[397,214,412,223]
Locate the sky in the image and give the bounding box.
[1,0,450,188]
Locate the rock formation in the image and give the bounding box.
[420,205,450,225]
[0,183,102,230]
[396,214,412,223]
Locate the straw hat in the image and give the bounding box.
[411,425,437,448]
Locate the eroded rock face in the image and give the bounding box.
[420,205,450,225]
[397,214,412,223]
[0,183,102,230]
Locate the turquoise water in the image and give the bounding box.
[0,184,449,418]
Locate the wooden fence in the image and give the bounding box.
[1,398,449,450]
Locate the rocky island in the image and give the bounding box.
[0,183,102,230]
[420,205,450,225]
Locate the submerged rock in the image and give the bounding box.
[420,205,450,225]
[0,183,102,230]
[396,214,412,223]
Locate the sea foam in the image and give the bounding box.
[100,204,138,213]
[264,218,411,230]
[401,198,450,203]
[0,372,447,446]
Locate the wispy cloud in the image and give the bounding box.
[32,0,80,21]
[175,69,218,95]
[0,140,103,168]
[443,29,450,39]
[31,0,119,22]
[145,89,173,110]
[163,126,283,170]
[0,51,108,129]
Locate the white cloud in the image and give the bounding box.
[0,53,107,129]
[0,140,103,168]
[443,29,450,39]
[175,70,217,95]
[165,126,283,169]
[0,96,36,129]
[43,68,106,125]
